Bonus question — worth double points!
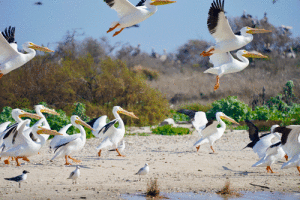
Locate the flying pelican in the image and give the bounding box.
[4,170,29,188]
[0,109,41,164]
[87,115,107,138]
[200,0,271,57]
[96,106,138,157]
[0,119,62,166]
[252,141,285,173]
[0,26,54,79]
[272,125,300,174]
[50,115,95,165]
[104,0,176,37]
[190,112,239,153]
[204,50,268,91]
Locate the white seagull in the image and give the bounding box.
[4,170,29,188]
[104,0,176,37]
[204,50,268,91]
[96,106,138,157]
[192,112,239,153]
[68,166,81,184]
[0,26,54,79]
[200,0,271,57]
[50,115,94,165]
[135,163,149,179]
[0,119,62,166]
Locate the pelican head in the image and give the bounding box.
[216,112,239,125]
[242,26,272,35]
[12,109,42,120]
[150,0,176,6]
[241,50,268,59]
[71,115,95,131]
[24,42,54,52]
[35,105,60,116]
[35,126,63,135]
[113,106,139,119]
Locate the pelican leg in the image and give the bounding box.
[11,157,15,161]
[266,166,277,173]
[284,154,288,161]
[15,157,22,166]
[68,155,81,163]
[210,146,215,153]
[196,145,200,152]
[200,48,215,57]
[113,28,125,37]
[65,155,72,165]
[214,76,220,91]
[0,73,3,79]
[4,157,11,165]
[107,23,120,33]
[98,150,102,157]
[116,148,126,157]
[297,166,300,175]
[22,157,30,162]
[266,167,270,173]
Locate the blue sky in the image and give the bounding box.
[0,0,299,54]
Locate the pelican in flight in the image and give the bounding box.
[204,50,268,91]
[178,110,239,153]
[0,26,54,79]
[200,0,271,57]
[104,0,176,37]
[96,106,138,157]
[0,119,62,166]
[50,116,94,165]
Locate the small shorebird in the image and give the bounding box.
[4,170,29,188]
[135,163,149,180]
[68,166,80,184]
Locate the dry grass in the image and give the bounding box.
[216,181,242,199]
[146,178,160,198]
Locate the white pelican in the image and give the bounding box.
[0,109,41,164]
[109,140,125,152]
[68,166,80,184]
[4,170,29,188]
[0,119,62,166]
[191,112,239,153]
[104,0,176,37]
[49,124,72,151]
[96,106,138,157]
[0,26,54,79]
[50,115,95,165]
[200,0,271,57]
[0,121,11,134]
[204,50,268,91]
[272,125,300,174]
[244,121,283,159]
[87,115,107,138]
[252,141,285,173]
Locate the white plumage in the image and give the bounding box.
[87,115,107,138]
[135,163,149,176]
[68,166,81,184]
[0,121,11,134]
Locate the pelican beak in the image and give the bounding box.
[246,28,272,34]
[37,127,63,135]
[243,51,268,59]
[40,107,60,116]
[118,108,139,119]
[75,118,95,131]
[220,115,240,125]
[28,43,54,52]
[19,112,42,120]
[150,0,176,6]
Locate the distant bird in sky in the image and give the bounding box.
[4,170,29,188]
[200,0,271,57]
[104,0,176,37]
[34,2,43,5]
[135,163,149,179]
[0,26,54,79]
[68,166,80,184]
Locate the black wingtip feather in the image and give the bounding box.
[136,0,146,7]
[1,26,16,43]
[207,0,225,34]
[104,0,114,7]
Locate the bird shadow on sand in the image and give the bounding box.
[65,164,91,169]
[150,150,195,154]
[222,166,258,175]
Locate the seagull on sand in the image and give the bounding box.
[68,166,80,184]
[4,170,29,188]
[135,163,149,180]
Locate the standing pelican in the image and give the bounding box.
[104,0,176,37]
[50,116,95,165]
[96,106,138,157]
[204,50,268,91]
[193,112,239,153]
[0,119,62,166]
[0,26,54,79]
[200,0,271,57]
[49,124,72,151]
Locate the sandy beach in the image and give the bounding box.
[0,127,299,200]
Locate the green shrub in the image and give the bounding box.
[180,103,212,112]
[151,125,190,135]
[0,107,14,124]
[170,110,190,122]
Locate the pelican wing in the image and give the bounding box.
[201,121,220,138]
[0,122,11,134]
[50,124,72,149]
[207,0,235,43]
[245,120,259,142]
[96,137,114,150]
[104,0,138,18]
[87,115,108,138]
[266,141,281,156]
[53,134,80,153]
[97,119,119,138]
[0,31,19,62]
[209,52,234,67]
[136,0,146,6]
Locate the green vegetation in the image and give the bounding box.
[151,125,190,136]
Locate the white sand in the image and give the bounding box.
[0,129,299,200]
